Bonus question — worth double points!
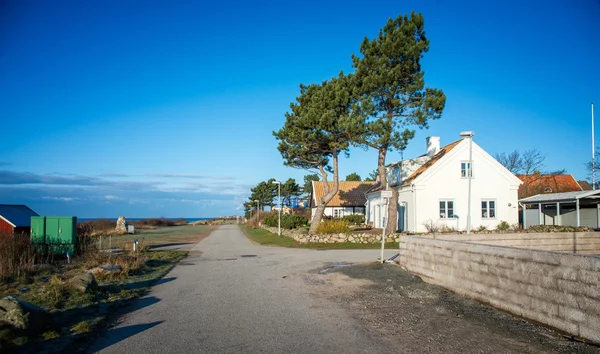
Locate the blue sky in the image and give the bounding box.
[1,0,598,218]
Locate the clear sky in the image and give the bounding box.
[1,0,598,218]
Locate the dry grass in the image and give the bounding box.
[0,232,36,282]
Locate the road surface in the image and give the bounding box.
[88,225,393,353]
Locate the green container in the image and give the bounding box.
[30,216,46,244]
[45,217,77,245]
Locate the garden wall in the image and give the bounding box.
[260,226,399,244]
[422,232,600,255]
[399,235,600,344]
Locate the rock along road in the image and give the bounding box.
[88,225,393,353]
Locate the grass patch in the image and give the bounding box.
[70,320,92,334]
[239,225,399,250]
[241,226,300,247]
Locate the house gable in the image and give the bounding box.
[412,140,522,187]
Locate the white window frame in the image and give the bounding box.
[481,199,496,219]
[439,200,455,219]
[333,208,344,218]
[461,161,473,178]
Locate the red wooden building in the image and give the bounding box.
[0,204,39,235]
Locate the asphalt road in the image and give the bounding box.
[88,225,393,353]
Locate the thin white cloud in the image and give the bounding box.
[104,195,122,201]
[42,196,79,202]
[147,173,236,180]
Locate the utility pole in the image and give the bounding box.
[272,181,281,236]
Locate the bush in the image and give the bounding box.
[342,214,365,224]
[496,221,510,232]
[422,219,440,233]
[316,220,351,234]
[264,213,308,229]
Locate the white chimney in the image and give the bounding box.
[426,136,440,157]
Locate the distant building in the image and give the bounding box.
[310,181,375,218]
[517,173,583,199]
[0,204,39,235]
[578,180,593,191]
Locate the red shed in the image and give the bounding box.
[0,204,39,235]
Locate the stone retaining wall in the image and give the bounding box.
[399,235,600,344]
[260,226,400,244]
[422,232,600,255]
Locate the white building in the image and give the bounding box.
[366,132,523,233]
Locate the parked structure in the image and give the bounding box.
[0,204,39,235]
[310,181,375,218]
[519,190,600,229]
[365,133,523,232]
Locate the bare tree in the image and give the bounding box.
[495,149,546,175]
[494,150,522,173]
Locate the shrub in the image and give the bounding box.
[342,214,365,224]
[264,213,308,229]
[316,219,351,234]
[422,219,440,233]
[477,225,487,232]
[496,221,510,232]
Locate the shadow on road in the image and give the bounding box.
[149,242,192,250]
[91,321,164,352]
[153,276,177,286]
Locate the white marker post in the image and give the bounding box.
[380,190,392,264]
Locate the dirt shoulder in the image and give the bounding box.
[300,263,599,353]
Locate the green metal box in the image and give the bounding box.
[45,217,77,245]
[30,216,46,244]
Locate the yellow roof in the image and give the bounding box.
[311,181,376,207]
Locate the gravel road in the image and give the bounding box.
[87,224,392,353]
[87,225,599,353]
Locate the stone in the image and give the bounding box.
[0,296,50,333]
[66,271,98,293]
[116,216,127,233]
[89,264,122,276]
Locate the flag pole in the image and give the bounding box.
[593,102,596,190]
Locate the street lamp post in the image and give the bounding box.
[254,199,260,219]
[460,131,475,235]
[272,181,281,236]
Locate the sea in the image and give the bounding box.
[78,217,214,222]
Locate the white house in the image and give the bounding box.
[310,181,375,219]
[366,132,523,233]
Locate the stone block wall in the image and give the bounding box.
[399,235,600,344]
[260,226,399,244]
[421,232,600,254]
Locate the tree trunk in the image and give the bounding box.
[376,147,398,235]
[309,152,339,234]
[386,188,399,235]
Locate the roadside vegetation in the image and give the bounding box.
[0,223,211,352]
[240,225,398,250]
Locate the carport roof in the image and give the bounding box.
[519,190,600,203]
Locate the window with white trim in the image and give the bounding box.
[333,209,343,218]
[461,161,472,178]
[439,200,454,219]
[481,200,496,219]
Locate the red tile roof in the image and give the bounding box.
[312,181,375,207]
[578,180,592,191]
[517,174,582,199]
